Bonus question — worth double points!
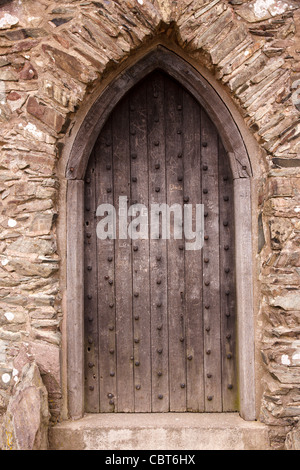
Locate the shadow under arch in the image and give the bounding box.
[65,45,256,422]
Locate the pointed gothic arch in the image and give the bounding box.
[66,46,255,421]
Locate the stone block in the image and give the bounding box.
[42,45,98,84]
[285,424,300,449]
[27,97,65,133]
[2,362,49,450]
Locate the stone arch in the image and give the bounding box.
[66,46,252,181]
[66,45,255,421]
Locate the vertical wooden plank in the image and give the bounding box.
[147,72,169,412]
[95,119,117,413]
[129,81,152,412]
[84,152,100,413]
[234,177,256,421]
[183,91,204,412]
[219,140,237,412]
[165,76,187,412]
[201,109,222,412]
[67,179,85,419]
[112,96,135,412]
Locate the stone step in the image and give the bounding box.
[49,413,270,450]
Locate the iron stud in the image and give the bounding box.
[205,305,210,310]
[131,153,137,160]
[223,221,229,227]
[204,258,209,264]
[155,163,160,170]
[136,385,141,390]
[86,178,91,184]
[207,396,213,401]
[109,303,114,309]
[109,349,114,354]
[135,315,140,321]
[224,196,229,201]
[132,177,137,183]
[180,383,186,389]
[109,279,114,285]
[224,245,230,251]
[205,281,210,287]
[88,362,94,368]
[109,326,114,331]
[106,164,111,170]
[188,355,193,361]
[206,326,211,332]
[89,386,94,391]
[135,361,140,367]
[204,235,209,241]
[157,279,162,285]
[158,394,163,400]
[206,349,211,355]
[207,373,212,379]
[87,266,92,271]
[225,268,230,274]
[203,188,208,194]
[202,142,208,147]
[154,141,160,146]
[179,245,184,251]
[157,348,163,354]
[184,197,189,203]
[203,165,208,171]
[178,176,183,182]
[158,371,162,377]
[156,255,162,262]
[155,187,161,193]
[87,294,92,300]
[108,256,113,262]
[204,212,208,218]
[133,246,138,252]
[107,187,112,193]
[228,384,233,390]
[157,302,162,308]
[110,372,115,377]
[227,353,233,359]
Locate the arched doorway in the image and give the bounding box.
[66,47,255,421]
[84,71,237,413]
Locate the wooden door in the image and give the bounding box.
[84,71,237,413]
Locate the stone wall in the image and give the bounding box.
[0,0,299,450]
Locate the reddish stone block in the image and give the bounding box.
[19,62,38,80]
[27,96,65,133]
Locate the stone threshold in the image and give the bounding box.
[48,413,271,450]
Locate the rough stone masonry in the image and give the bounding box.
[0,0,299,450]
